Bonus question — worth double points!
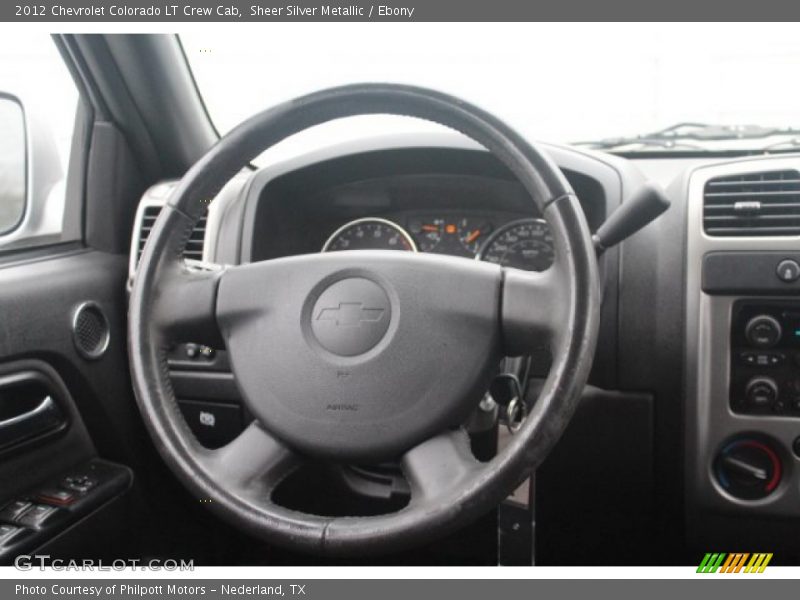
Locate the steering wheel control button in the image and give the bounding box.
[776,259,800,282]
[310,278,391,356]
[793,436,800,459]
[178,400,243,449]
[714,438,782,500]
[745,315,782,348]
[745,377,779,410]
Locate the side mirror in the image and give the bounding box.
[0,93,27,234]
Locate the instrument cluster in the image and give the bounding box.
[322,214,554,272]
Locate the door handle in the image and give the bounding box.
[0,372,66,450]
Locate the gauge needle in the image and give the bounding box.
[466,230,481,243]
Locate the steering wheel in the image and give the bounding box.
[128,84,600,555]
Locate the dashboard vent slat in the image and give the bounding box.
[136,206,208,264]
[703,170,800,236]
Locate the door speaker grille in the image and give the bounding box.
[72,302,110,360]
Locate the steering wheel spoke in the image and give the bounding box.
[154,265,226,348]
[401,428,481,502]
[501,263,569,357]
[202,421,303,495]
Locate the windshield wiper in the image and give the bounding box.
[763,137,800,153]
[575,122,800,152]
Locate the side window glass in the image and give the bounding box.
[0,34,79,251]
[0,95,26,233]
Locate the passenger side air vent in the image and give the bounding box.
[703,170,800,236]
[137,205,208,265]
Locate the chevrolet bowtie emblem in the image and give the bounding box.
[315,302,386,327]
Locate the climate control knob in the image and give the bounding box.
[713,438,782,500]
[745,315,782,348]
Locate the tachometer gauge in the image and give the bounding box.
[322,218,417,252]
[477,218,554,271]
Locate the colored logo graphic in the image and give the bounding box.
[697,553,773,573]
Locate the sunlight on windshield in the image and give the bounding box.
[183,23,800,162]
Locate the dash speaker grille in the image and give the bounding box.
[72,302,110,360]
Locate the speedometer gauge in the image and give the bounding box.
[322,218,417,253]
[477,218,554,271]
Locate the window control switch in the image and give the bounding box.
[17,504,57,529]
[35,489,76,507]
[0,500,32,524]
[0,523,22,545]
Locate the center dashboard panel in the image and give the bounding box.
[685,157,800,556]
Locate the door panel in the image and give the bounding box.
[0,249,142,562]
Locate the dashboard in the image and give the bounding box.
[130,137,629,420]
[241,146,608,272]
[130,131,800,560]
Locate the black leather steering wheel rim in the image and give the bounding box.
[128,83,600,555]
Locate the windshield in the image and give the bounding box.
[182,23,800,160]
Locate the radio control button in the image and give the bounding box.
[745,315,782,348]
[745,377,779,410]
[740,351,784,367]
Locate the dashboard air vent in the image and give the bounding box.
[703,170,800,236]
[137,205,208,264]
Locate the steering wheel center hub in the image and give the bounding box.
[309,277,392,357]
[216,252,505,461]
